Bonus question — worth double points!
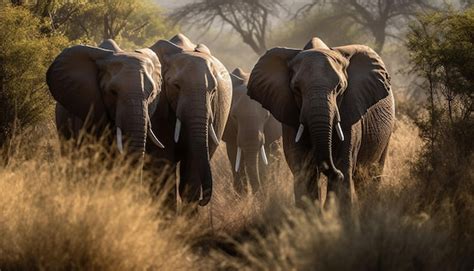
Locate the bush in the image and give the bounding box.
[0,5,68,146]
[406,7,473,242]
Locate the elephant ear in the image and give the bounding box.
[264,115,282,144]
[232,68,249,81]
[99,39,122,52]
[230,72,245,88]
[222,114,236,144]
[247,47,301,127]
[46,45,114,124]
[135,48,163,113]
[303,37,330,50]
[169,33,196,51]
[223,73,245,144]
[210,56,233,140]
[333,45,391,119]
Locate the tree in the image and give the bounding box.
[4,0,175,48]
[299,0,436,53]
[0,5,68,146]
[407,8,473,210]
[170,0,284,55]
[275,6,364,49]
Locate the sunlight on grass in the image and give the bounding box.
[0,117,472,270]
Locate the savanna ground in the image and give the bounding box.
[0,115,472,270]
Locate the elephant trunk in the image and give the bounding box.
[179,94,212,206]
[243,149,261,192]
[117,95,147,157]
[307,92,342,182]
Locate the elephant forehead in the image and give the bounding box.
[170,53,211,69]
[293,50,332,68]
[112,52,153,68]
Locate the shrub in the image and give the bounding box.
[406,7,473,242]
[0,5,68,146]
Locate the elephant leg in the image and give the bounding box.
[282,125,317,207]
[332,122,361,211]
[55,103,83,140]
[55,103,85,154]
[374,140,390,184]
[295,162,320,208]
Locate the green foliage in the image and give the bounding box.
[29,0,175,48]
[0,5,68,146]
[407,7,473,234]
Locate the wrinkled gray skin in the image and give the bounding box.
[147,34,232,207]
[48,39,162,157]
[223,68,282,193]
[248,37,394,208]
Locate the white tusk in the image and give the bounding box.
[260,145,268,165]
[209,124,219,145]
[148,127,165,149]
[174,118,181,143]
[235,147,242,172]
[116,127,123,154]
[336,122,344,141]
[295,123,304,143]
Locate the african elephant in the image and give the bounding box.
[223,68,282,193]
[147,34,232,207]
[248,37,394,207]
[47,39,164,156]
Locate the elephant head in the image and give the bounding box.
[223,68,281,192]
[149,34,232,206]
[46,39,164,156]
[248,37,390,190]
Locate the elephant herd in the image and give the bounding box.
[46,33,394,211]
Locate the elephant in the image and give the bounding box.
[223,68,282,193]
[247,37,394,208]
[47,39,165,156]
[146,34,232,208]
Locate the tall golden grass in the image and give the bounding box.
[0,130,201,270]
[0,117,472,270]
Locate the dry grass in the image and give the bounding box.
[0,117,472,270]
[0,131,200,270]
